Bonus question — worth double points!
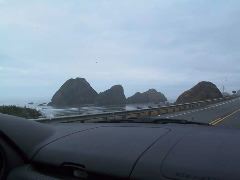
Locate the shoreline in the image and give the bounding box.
[0,101,171,119]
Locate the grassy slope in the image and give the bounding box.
[0,105,42,119]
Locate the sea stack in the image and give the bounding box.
[95,85,126,106]
[48,78,98,107]
[127,89,167,104]
[176,81,223,104]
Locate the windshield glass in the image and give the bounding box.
[1,1,239,128]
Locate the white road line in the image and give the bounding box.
[160,98,238,118]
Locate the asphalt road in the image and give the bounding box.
[158,97,240,128]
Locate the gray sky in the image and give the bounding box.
[1,0,240,102]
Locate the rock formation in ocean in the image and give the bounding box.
[127,89,167,104]
[176,81,223,104]
[49,78,98,107]
[95,85,126,106]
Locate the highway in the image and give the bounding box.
[158,97,240,128]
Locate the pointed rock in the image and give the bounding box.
[176,81,223,104]
[95,85,126,106]
[49,78,98,107]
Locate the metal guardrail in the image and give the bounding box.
[35,96,238,124]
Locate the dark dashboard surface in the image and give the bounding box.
[1,114,240,180]
[34,126,170,177]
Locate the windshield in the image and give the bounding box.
[0,1,239,128]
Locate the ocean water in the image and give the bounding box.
[0,100,169,118]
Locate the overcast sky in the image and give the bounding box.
[1,0,240,102]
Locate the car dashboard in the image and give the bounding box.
[1,114,240,180]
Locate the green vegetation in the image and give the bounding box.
[0,105,42,119]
